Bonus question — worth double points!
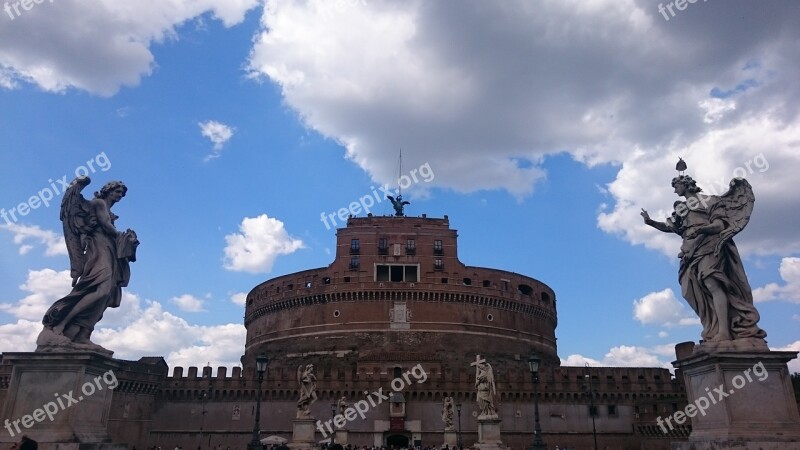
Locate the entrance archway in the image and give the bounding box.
[386,434,409,449]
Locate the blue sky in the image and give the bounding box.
[1,0,798,373]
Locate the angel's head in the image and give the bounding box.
[95,181,127,201]
[671,175,701,196]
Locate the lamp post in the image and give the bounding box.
[248,354,269,450]
[455,402,462,450]
[330,403,337,446]
[527,354,546,450]
[584,363,598,450]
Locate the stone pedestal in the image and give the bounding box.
[473,418,504,450]
[289,419,317,450]
[0,352,124,450]
[671,348,800,450]
[334,429,348,445]
[442,430,457,448]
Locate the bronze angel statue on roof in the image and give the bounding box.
[37,176,139,354]
[386,194,410,216]
[640,160,766,351]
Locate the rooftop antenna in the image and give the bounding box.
[387,148,410,216]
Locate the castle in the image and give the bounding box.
[0,214,690,450]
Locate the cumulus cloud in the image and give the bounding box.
[230,292,248,307]
[246,0,800,253]
[0,267,245,368]
[561,344,674,369]
[0,0,260,96]
[1,224,66,256]
[0,268,72,320]
[753,257,800,303]
[199,120,235,161]
[223,214,304,273]
[633,288,700,328]
[771,341,800,374]
[93,301,245,367]
[171,294,207,312]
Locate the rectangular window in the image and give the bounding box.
[350,256,360,269]
[434,239,443,255]
[608,404,617,416]
[375,264,419,283]
[434,259,443,270]
[390,265,404,282]
[376,265,390,281]
[350,239,360,253]
[406,239,416,255]
[378,238,388,254]
[404,265,418,282]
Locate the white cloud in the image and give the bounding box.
[0,268,72,320]
[199,120,235,161]
[171,294,206,312]
[246,1,800,254]
[633,288,700,328]
[223,214,304,273]
[771,341,800,374]
[230,292,248,307]
[0,319,43,352]
[753,257,800,303]
[93,301,246,368]
[0,0,260,96]
[561,344,673,369]
[658,331,669,338]
[1,224,66,256]
[0,269,245,369]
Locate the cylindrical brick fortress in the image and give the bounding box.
[244,215,558,369]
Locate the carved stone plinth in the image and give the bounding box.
[333,429,348,445]
[442,430,457,448]
[473,418,504,450]
[289,419,317,450]
[671,348,800,450]
[0,352,123,449]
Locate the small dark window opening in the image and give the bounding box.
[323,277,331,285]
[518,284,533,296]
[350,256,360,269]
[441,277,448,284]
[350,239,360,254]
[344,276,351,282]
[482,280,491,288]
[390,265,404,282]
[378,238,388,254]
[393,367,402,378]
[608,405,617,416]
[463,278,472,286]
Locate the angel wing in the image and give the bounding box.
[402,201,410,206]
[714,178,755,255]
[297,365,303,387]
[387,195,396,203]
[60,176,93,286]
